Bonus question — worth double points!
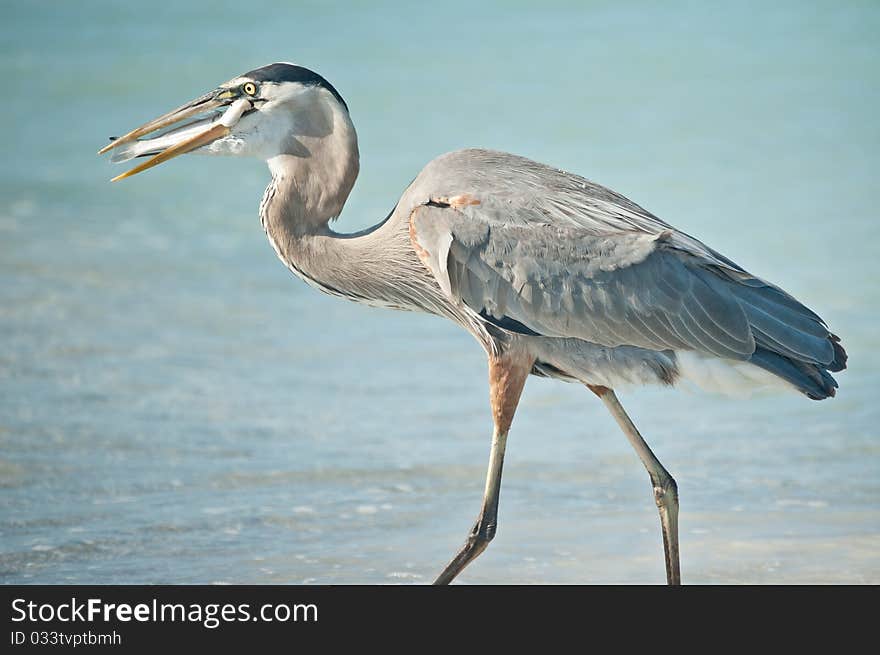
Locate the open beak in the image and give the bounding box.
[99,88,252,182]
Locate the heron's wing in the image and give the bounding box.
[410,201,837,366]
[406,149,749,274]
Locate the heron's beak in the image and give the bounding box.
[99,88,252,182]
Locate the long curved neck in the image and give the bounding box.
[260,173,404,307]
[258,107,423,310]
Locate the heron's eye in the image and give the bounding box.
[242,82,258,97]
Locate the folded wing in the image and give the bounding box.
[410,201,844,395]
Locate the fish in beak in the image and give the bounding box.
[99,87,253,181]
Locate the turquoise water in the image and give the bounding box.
[1,0,878,583]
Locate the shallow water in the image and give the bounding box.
[1,0,878,584]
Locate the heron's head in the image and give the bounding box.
[100,62,358,189]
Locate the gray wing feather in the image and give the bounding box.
[411,209,841,369]
[405,149,842,371]
[412,204,757,360]
[696,269,833,364]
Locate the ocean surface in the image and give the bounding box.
[1,0,878,584]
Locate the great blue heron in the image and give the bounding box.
[99,62,847,585]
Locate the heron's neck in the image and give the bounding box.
[259,168,415,309]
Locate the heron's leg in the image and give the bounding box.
[433,348,534,585]
[588,385,681,585]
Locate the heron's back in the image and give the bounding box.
[400,148,847,399]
